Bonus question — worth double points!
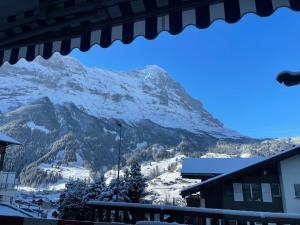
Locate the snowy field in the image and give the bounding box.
[17,151,242,207]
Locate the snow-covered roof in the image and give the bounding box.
[0,204,33,217]
[182,145,300,197]
[181,158,264,177]
[0,133,21,145]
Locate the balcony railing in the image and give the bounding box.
[87,201,300,225]
[2,202,300,225]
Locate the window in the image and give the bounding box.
[261,183,272,203]
[294,184,300,198]
[233,183,244,202]
[243,183,262,202]
[271,183,281,197]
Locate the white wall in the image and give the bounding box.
[279,154,300,213]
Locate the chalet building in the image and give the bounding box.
[181,145,300,213]
[0,133,21,203]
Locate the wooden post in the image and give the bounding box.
[132,210,136,224]
[150,213,155,221]
[91,208,95,221]
[249,221,255,225]
[160,212,164,222]
[124,210,130,223]
[200,217,207,225]
[237,220,247,225]
[98,209,103,222]
[0,144,7,171]
[105,209,111,222]
[115,209,119,222]
[211,218,220,225]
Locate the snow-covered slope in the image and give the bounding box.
[0,54,241,138]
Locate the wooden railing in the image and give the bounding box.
[87,201,300,225]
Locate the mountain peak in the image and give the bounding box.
[0,55,242,139]
[141,65,167,73]
[34,53,87,74]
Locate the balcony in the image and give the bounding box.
[2,201,300,225]
[0,172,17,203]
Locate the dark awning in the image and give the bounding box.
[277,71,300,86]
[0,0,299,66]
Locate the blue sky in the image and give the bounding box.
[71,8,300,139]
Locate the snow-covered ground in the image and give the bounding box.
[18,152,92,192]
[16,151,246,206]
[104,154,200,205]
[38,152,91,191]
[15,149,264,212]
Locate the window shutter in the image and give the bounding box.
[261,183,272,202]
[233,183,244,202]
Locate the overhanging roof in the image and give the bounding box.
[181,157,263,178]
[0,133,21,145]
[0,0,299,66]
[181,145,300,197]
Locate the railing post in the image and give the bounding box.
[212,218,220,225]
[105,209,111,222]
[249,221,255,225]
[199,217,207,225]
[237,220,247,225]
[160,212,164,222]
[150,212,155,221]
[224,219,231,225]
[98,208,103,222]
[178,215,184,224]
[132,210,136,224]
[91,208,95,222]
[124,210,130,223]
[115,209,119,222]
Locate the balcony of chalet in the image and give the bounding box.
[1,201,300,225]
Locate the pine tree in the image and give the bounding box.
[107,171,129,202]
[57,179,91,220]
[125,162,147,203]
[84,174,107,201]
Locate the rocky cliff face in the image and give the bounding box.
[1,97,222,187]
[0,54,247,187]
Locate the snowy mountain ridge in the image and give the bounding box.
[0,53,241,139]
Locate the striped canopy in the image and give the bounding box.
[0,0,299,66]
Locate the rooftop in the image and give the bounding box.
[0,203,33,217]
[181,157,264,178]
[0,133,21,145]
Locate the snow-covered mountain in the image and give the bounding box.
[0,53,241,139]
[0,53,256,188]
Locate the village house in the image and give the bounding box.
[0,133,21,203]
[181,145,300,213]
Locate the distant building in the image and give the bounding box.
[181,145,300,213]
[0,133,21,204]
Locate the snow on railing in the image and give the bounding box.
[87,201,300,225]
